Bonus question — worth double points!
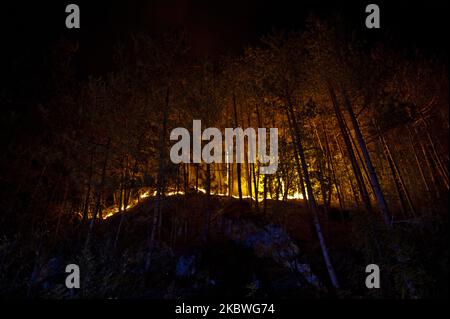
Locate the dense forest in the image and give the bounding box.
[0,3,448,299]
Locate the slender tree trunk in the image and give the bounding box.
[90,138,111,228]
[417,132,440,198]
[311,120,330,212]
[343,114,373,198]
[322,121,344,211]
[376,124,417,217]
[83,151,94,221]
[195,164,199,192]
[263,176,268,214]
[118,182,123,213]
[329,85,372,214]
[275,175,281,201]
[233,93,243,201]
[419,112,449,188]
[246,160,253,201]
[335,134,359,208]
[379,134,409,217]
[123,156,130,214]
[228,162,233,197]
[184,163,189,195]
[54,181,69,240]
[343,94,391,225]
[286,100,340,289]
[203,163,211,241]
[407,125,430,194]
[252,105,262,209]
[247,113,257,206]
[252,163,259,209]
[115,159,138,249]
[150,86,170,247]
[205,164,211,195]
[285,110,308,204]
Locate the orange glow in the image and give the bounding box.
[92,181,305,220]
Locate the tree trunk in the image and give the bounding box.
[83,151,94,221]
[184,163,189,195]
[203,163,211,241]
[329,85,372,214]
[417,132,441,198]
[376,123,417,217]
[407,125,430,194]
[263,176,268,214]
[343,94,391,225]
[285,110,307,204]
[311,120,329,211]
[322,120,344,211]
[90,138,111,229]
[233,93,243,201]
[419,112,449,188]
[150,86,170,247]
[335,134,359,209]
[286,100,340,289]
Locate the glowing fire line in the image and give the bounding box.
[97,185,304,220]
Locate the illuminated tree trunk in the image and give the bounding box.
[245,146,253,201]
[343,116,373,198]
[329,85,372,214]
[123,157,131,214]
[275,175,281,201]
[311,120,330,212]
[246,114,254,203]
[285,110,307,204]
[343,94,391,225]
[115,159,138,248]
[90,138,111,228]
[228,163,232,197]
[376,124,417,217]
[233,93,243,201]
[253,104,262,210]
[263,176,268,214]
[176,164,181,194]
[118,181,123,214]
[218,164,223,194]
[286,100,340,289]
[322,121,344,211]
[183,163,189,195]
[335,134,360,209]
[195,164,199,192]
[252,162,259,209]
[203,163,211,241]
[205,163,211,195]
[82,151,94,221]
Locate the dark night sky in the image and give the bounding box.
[1,0,448,79]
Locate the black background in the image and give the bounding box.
[1,0,448,77]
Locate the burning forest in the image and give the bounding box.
[0,0,448,303]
